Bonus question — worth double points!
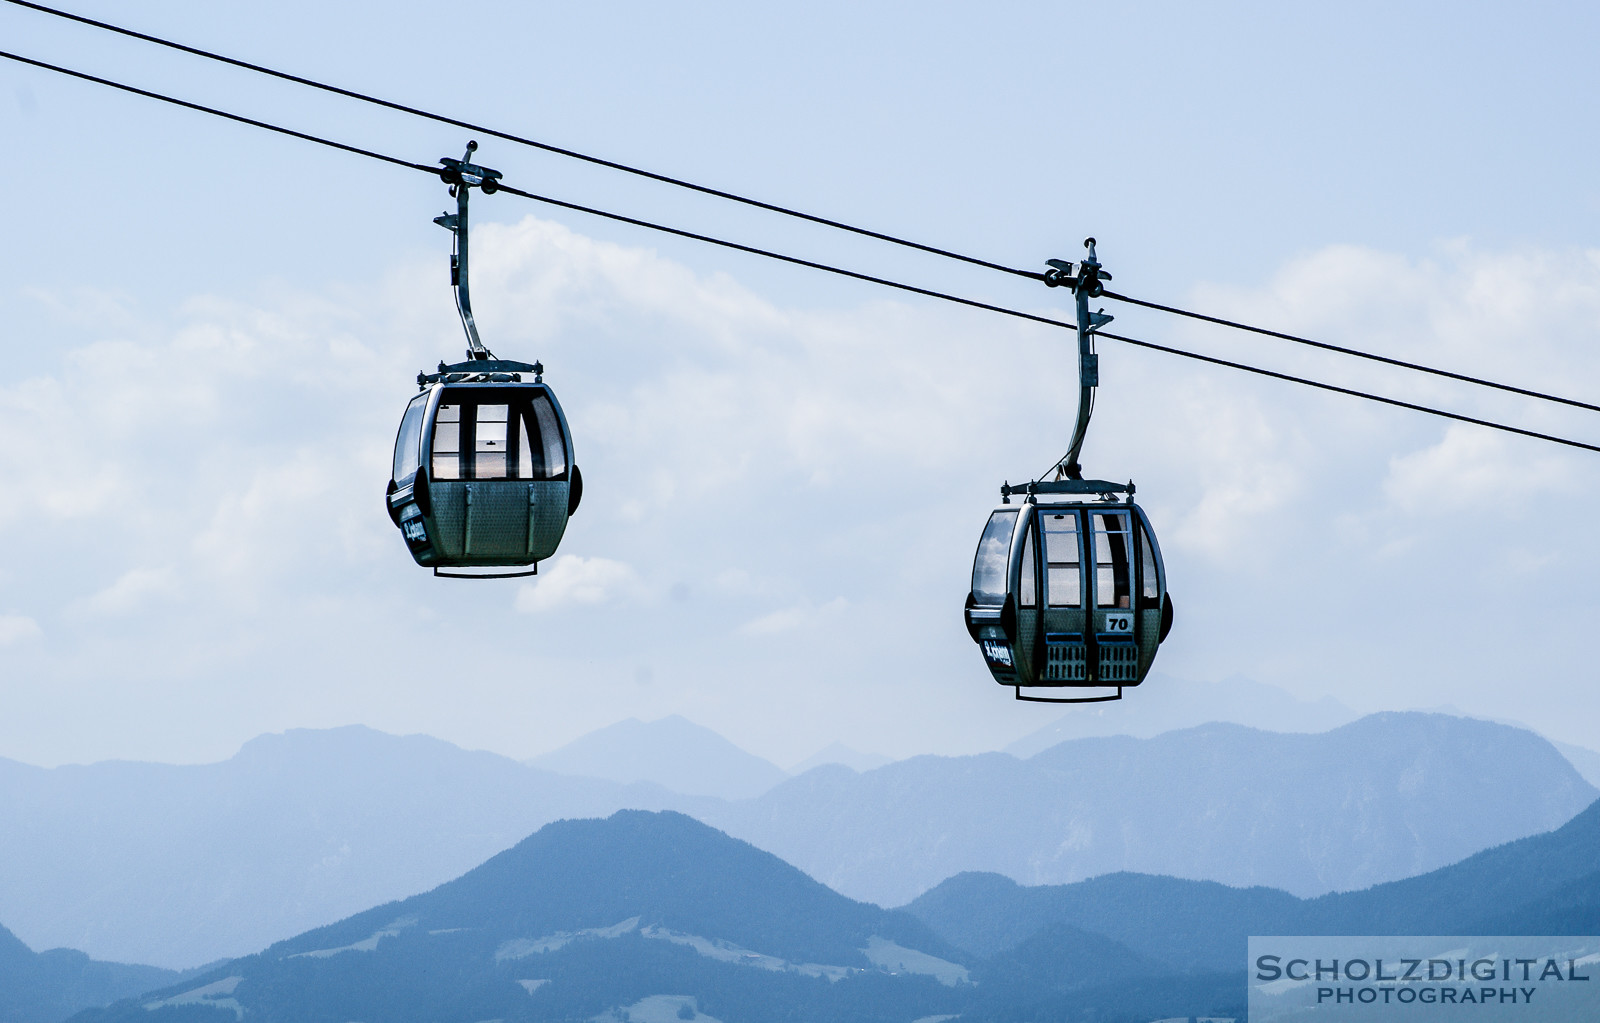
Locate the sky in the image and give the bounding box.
[1,0,1598,768]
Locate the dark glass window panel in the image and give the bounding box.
[392,395,427,481]
[971,510,1018,605]
[1139,519,1160,601]
[1093,512,1133,609]
[432,388,571,481]
[1044,512,1082,608]
[531,394,567,478]
[1019,526,1037,608]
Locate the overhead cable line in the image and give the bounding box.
[1104,290,1600,415]
[1094,331,1600,455]
[2,47,1596,457]
[0,49,436,175]
[16,0,1600,420]
[0,48,1042,321]
[0,0,1046,284]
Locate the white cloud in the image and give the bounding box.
[738,597,850,637]
[1384,425,1575,515]
[515,555,647,614]
[0,615,41,646]
[7,220,1600,765]
[78,567,180,617]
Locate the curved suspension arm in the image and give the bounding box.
[434,141,503,361]
[1044,239,1113,480]
[450,184,487,356]
[1060,283,1096,479]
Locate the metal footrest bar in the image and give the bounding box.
[1014,685,1124,704]
[433,565,538,580]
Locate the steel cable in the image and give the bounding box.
[2,46,1595,455]
[1104,290,1600,415]
[0,0,1046,283]
[1094,330,1600,454]
[12,0,1600,418]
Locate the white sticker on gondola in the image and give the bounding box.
[981,640,1014,668]
[1103,612,1133,632]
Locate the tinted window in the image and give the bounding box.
[432,400,462,480]
[971,510,1017,605]
[1018,525,1037,608]
[430,388,569,481]
[530,393,568,478]
[1044,511,1082,608]
[1093,511,1133,609]
[1139,517,1161,602]
[392,394,428,482]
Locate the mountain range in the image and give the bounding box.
[907,791,1600,1022]
[0,923,180,1023]
[2,712,1593,970]
[76,812,982,1023]
[700,713,1596,905]
[68,797,1600,1023]
[1001,670,1362,757]
[904,789,1600,994]
[525,716,790,800]
[0,728,704,968]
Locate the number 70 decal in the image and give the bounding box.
[1103,612,1133,632]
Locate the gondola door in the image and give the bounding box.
[1088,509,1139,683]
[1039,508,1089,683]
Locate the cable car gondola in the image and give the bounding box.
[964,241,1173,702]
[386,143,582,578]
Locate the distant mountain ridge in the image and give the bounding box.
[75,800,1600,1023]
[79,812,984,1023]
[897,796,1600,1019]
[787,742,891,775]
[703,713,1596,905]
[3,712,1591,970]
[527,716,788,800]
[1554,740,1600,787]
[1004,671,1362,756]
[0,726,709,968]
[0,922,179,1023]
[905,792,1600,976]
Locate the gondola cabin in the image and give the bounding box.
[387,359,581,577]
[965,481,1172,701]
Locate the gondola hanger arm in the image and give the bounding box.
[433,141,502,361]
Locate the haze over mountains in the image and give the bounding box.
[527,716,890,790]
[0,729,696,968]
[0,710,1592,971]
[1001,670,1363,756]
[906,792,1600,974]
[526,716,789,800]
[707,713,1596,905]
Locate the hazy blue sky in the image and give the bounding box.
[2,0,1598,767]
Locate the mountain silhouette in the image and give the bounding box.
[69,796,1600,1023]
[6,712,1590,972]
[906,794,1600,974]
[0,726,706,967]
[79,812,975,1023]
[710,712,1595,904]
[1003,671,1360,757]
[0,921,179,1023]
[528,716,788,800]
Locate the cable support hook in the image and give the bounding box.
[433,140,503,361]
[1042,238,1115,480]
